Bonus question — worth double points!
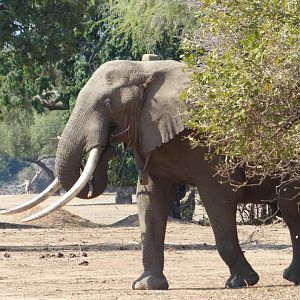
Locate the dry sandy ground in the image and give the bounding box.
[0,194,299,299]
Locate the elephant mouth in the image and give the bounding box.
[0,146,107,221]
[110,126,130,144]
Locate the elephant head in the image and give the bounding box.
[56,60,189,198]
[0,59,189,220]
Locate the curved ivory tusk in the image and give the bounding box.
[23,147,102,222]
[0,178,61,215]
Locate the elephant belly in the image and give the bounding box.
[146,133,213,186]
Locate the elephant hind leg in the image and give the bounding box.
[278,198,300,285]
[199,184,259,288]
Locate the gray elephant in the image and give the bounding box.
[2,58,300,289]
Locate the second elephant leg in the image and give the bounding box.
[278,197,300,285]
[199,184,259,288]
[133,177,176,290]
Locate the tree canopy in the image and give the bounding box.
[108,0,195,59]
[183,0,300,183]
[0,1,86,60]
[0,0,88,112]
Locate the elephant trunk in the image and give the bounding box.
[55,106,111,199]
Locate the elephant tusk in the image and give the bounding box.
[0,178,61,215]
[22,147,102,222]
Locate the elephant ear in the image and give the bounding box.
[139,61,190,153]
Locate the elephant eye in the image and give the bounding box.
[104,98,112,111]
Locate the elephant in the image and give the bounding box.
[1,58,300,289]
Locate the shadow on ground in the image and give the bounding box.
[0,222,43,229]
[0,242,292,253]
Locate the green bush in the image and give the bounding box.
[0,109,64,160]
[108,145,137,187]
[183,0,300,182]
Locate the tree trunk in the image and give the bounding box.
[23,157,60,195]
[180,186,196,222]
[115,187,133,204]
[33,160,55,182]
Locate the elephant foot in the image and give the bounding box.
[132,271,169,290]
[283,264,300,285]
[225,270,259,288]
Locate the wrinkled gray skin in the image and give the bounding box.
[56,60,300,289]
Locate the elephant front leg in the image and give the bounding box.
[200,185,259,288]
[278,198,300,285]
[133,177,175,290]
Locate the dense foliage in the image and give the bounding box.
[0,0,87,112]
[0,0,86,61]
[108,145,138,187]
[109,0,195,59]
[183,0,300,183]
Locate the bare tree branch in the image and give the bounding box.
[33,90,67,110]
[22,157,55,182]
[37,155,56,162]
[49,136,61,142]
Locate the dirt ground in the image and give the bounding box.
[0,194,299,299]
